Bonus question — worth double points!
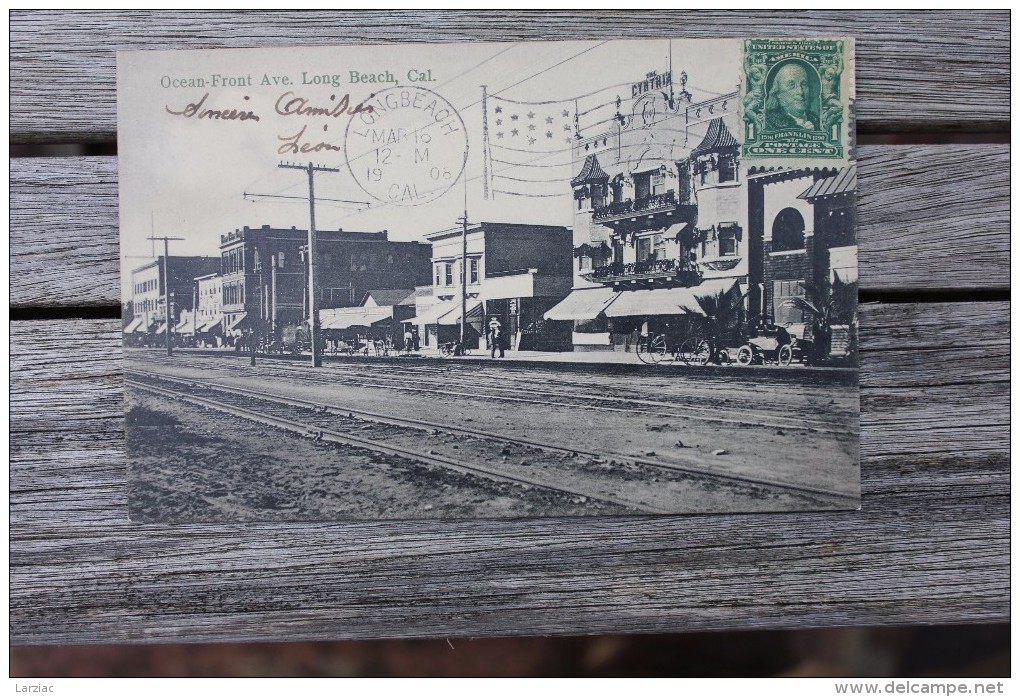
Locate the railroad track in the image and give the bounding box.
[132,353,855,436]
[126,374,673,514]
[126,368,859,507]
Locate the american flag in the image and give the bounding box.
[483,92,579,200]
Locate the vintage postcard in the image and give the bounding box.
[117,38,859,522]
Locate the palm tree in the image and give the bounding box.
[693,284,747,363]
[779,277,857,363]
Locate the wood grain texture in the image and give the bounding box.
[9,10,1009,142]
[9,144,1009,308]
[10,301,1009,644]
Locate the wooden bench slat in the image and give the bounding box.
[10,10,1009,141]
[8,144,1010,309]
[10,302,1009,643]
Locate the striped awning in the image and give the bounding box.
[544,287,620,321]
[799,164,857,200]
[691,117,739,157]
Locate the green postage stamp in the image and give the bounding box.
[742,38,852,159]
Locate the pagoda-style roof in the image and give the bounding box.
[690,117,739,158]
[571,154,610,187]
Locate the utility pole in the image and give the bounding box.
[148,236,184,357]
[279,161,340,368]
[455,211,470,349]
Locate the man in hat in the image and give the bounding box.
[488,317,504,359]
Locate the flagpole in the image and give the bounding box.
[481,84,490,200]
[460,174,468,349]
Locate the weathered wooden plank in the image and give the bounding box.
[9,302,1009,643]
[8,144,1010,309]
[9,10,1008,142]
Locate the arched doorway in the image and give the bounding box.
[772,208,805,252]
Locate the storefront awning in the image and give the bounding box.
[196,316,223,333]
[225,313,248,332]
[437,300,483,326]
[175,315,195,334]
[320,306,393,330]
[544,287,620,321]
[123,317,145,334]
[155,323,169,335]
[665,222,689,241]
[407,302,455,326]
[689,277,742,304]
[603,287,707,318]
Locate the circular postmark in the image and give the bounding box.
[345,86,468,207]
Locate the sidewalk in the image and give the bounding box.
[433,348,646,365]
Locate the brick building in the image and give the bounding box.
[218,225,432,342]
[748,163,858,358]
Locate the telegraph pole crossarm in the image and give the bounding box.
[147,236,185,358]
[278,161,341,368]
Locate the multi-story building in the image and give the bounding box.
[415,222,573,350]
[218,225,432,341]
[549,71,750,352]
[124,256,220,342]
[749,162,858,358]
[192,273,224,344]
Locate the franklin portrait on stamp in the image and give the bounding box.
[742,38,851,159]
[764,60,820,132]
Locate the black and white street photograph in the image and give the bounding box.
[118,39,859,522]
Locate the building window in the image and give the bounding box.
[435,264,442,286]
[678,161,692,203]
[719,153,737,183]
[772,208,806,252]
[634,171,652,200]
[718,225,739,256]
[470,258,479,283]
[579,256,592,271]
[611,178,624,204]
[444,262,453,286]
[774,280,806,326]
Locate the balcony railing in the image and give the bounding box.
[593,190,679,221]
[586,257,702,285]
